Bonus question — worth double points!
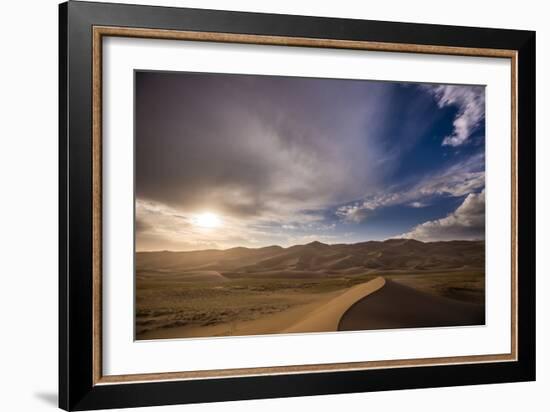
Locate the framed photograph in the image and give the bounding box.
[59,1,536,410]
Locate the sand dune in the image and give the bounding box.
[138,275,485,339]
[284,277,386,333]
[283,276,484,335]
[338,279,485,331]
[137,240,485,339]
[138,290,343,340]
[137,239,485,278]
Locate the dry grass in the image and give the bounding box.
[136,271,483,338]
[136,275,374,336]
[135,240,485,339]
[387,271,485,304]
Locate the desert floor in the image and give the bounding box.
[136,269,485,340]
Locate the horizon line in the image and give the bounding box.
[136,237,485,254]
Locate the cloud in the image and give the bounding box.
[135,72,487,249]
[135,71,392,224]
[336,153,485,222]
[136,199,260,251]
[423,84,485,146]
[409,201,428,208]
[399,190,485,241]
[136,198,339,251]
[335,204,372,223]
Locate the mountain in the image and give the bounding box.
[136,239,484,279]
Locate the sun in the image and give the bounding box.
[194,212,222,228]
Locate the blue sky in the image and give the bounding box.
[135,71,485,251]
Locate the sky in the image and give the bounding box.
[135,71,485,251]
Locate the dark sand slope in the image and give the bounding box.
[283,277,385,333]
[338,279,485,331]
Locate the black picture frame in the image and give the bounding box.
[59,1,536,410]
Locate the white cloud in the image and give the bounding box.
[336,154,485,222]
[424,84,485,146]
[399,190,485,241]
[335,204,371,223]
[409,201,428,208]
[136,199,339,251]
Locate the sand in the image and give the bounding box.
[139,278,385,339]
[139,275,485,340]
[338,279,485,331]
[138,289,345,339]
[137,240,485,339]
[283,277,386,333]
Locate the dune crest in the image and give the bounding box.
[283,277,386,333]
[137,239,485,277]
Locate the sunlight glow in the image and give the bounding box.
[194,212,222,228]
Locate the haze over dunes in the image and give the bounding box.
[136,239,485,339]
[137,239,484,278]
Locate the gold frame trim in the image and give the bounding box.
[92,26,518,385]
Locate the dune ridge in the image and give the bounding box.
[136,240,485,339]
[137,239,485,278]
[284,277,386,333]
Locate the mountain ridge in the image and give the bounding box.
[138,238,483,254]
[136,239,484,277]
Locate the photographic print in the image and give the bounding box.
[135,71,486,340]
